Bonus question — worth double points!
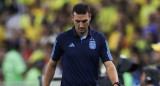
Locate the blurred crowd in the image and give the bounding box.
[0,0,160,86]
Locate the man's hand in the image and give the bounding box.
[114,85,119,86]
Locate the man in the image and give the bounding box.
[43,3,120,86]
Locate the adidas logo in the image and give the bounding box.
[69,43,75,47]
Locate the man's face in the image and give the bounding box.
[72,12,91,36]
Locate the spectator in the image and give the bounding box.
[1,45,26,86]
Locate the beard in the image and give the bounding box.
[75,26,88,37]
[78,27,86,33]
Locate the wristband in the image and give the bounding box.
[113,82,121,86]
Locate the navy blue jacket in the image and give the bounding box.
[51,26,113,86]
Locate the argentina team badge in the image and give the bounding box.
[89,37,96,49]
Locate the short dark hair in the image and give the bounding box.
[72,3,90,14]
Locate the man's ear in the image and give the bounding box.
[72,14,74,21]
[89,13,92,20]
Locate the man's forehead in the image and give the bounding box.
[73,12,90,17]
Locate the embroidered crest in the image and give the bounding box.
[89,37,96,49]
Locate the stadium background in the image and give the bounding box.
[0,0,160,86]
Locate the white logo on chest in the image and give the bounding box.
[89,37,96,49]
[69,43,75,47]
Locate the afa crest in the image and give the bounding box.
[89,37,96,49]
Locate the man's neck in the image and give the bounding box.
[78,32,88,37]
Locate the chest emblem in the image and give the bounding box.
[89,37,96,49]
[69,43,75,47]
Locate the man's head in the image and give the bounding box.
[72,3,91,37]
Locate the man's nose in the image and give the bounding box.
[79,22,84,27]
